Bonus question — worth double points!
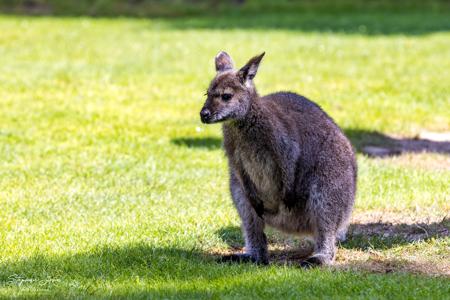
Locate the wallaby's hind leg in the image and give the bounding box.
[301,184,341,268]
[220,173,268,265]
[336,223,350,242]
[301,227,336,268]
[336,208,352,243]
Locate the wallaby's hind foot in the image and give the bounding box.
[300,252,335,268]
[300,227,337,268]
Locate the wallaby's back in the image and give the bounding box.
[259,91,356,189]
[260,92,357,204]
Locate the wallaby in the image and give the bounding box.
[200,51,357,267]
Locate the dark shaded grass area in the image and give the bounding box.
[162,12,450,35]
[343,218,450,249]
[1,1,450,35]
[1,243,449,299]
[172,137,222,150]
[0,245,217,283]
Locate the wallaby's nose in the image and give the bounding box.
[200,108,211,123]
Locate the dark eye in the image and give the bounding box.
[221,93,233,101]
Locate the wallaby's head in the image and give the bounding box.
[200,51,265,124]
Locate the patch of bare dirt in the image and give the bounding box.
[212,211,450,276]
[211,244,450,276]
[334,249,450,276]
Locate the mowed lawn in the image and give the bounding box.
[0,11,449,299]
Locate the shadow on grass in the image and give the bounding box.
[162,12,450,35]
[0,243,261,298]
[0,242,373,297]
[1,2,450,35]
[171,137,222,150]
[1,227,448,298]
[0,245,217,283]
[3,242,446,298]
[343,218,450,250]
[217,217,449,252]
[172,129,450,157]
[214,220,449,276]
[344,129,450,157]
[0,244,251,298]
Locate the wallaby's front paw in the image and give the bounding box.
[218,253,268,265]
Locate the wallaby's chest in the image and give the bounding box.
[234,141,281,210]
[239,148,275,189]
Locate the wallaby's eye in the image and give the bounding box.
[221,93,233,101]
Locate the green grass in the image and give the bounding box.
[0,7,449,299]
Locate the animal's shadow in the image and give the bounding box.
[172,129,450,157]
[217,217,450,253]
[345,129,450,157]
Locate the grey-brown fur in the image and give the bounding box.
[200,51,357,266]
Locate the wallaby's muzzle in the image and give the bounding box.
[200,107,212,124]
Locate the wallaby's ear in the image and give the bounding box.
[215,51,234,72]
[238,52,265,84]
